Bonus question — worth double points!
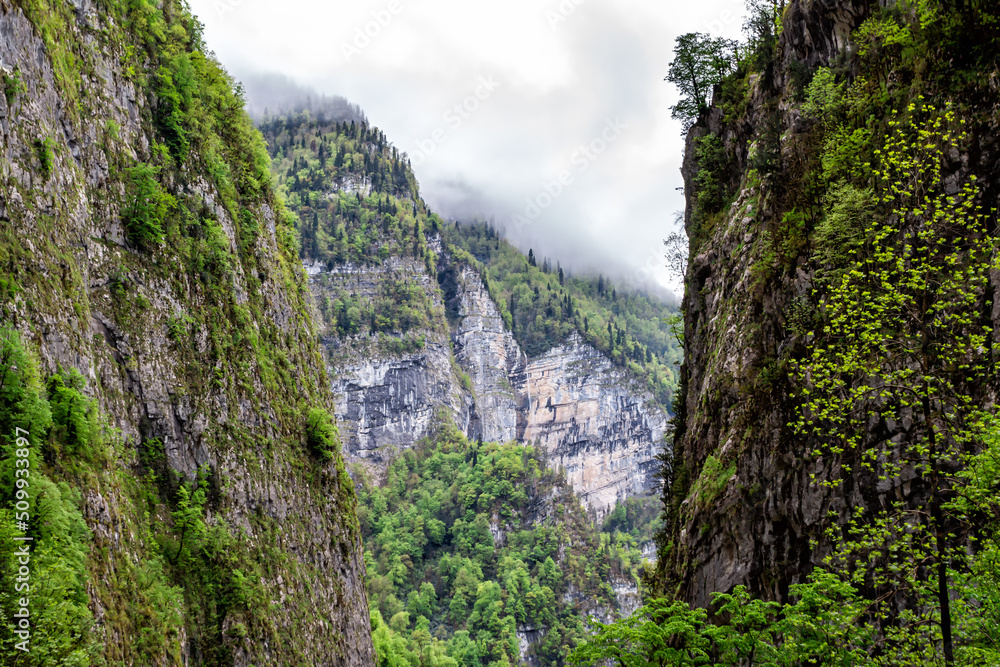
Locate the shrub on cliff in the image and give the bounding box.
[122,163,174,249]
[305,408,340,461]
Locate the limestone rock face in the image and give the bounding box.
[332,343,471,460]
[313,249,669,517]
[306,253,472,465]
[518,335,668,516]
[450,264,522,444]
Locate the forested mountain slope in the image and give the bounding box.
[444,222,681,410]
[0,0,372,664]
[260,110,675,519]
[357,420,658,666]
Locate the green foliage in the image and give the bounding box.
[34,138,54,180]
[317,276,441,342]
[801,67,844,121]
[168,475,208,566]
[574,530,1000,666]
[2,68,25,105]
[154,53,195,163]
[742,0,784,76]
[795,102,992,479]
[570,577,875,666]
[257,114,428,267]
[45,369,100,463]
[665,33,737,132]
[820,125,873,184]
[688,454,735,511]
[358,420,645,666]
[122,163,174,248]
[0,328,101,664]
[373,279,437,334]
[810,182,875,280]
[855,14,915,67]
[791,101,997,664]
[644,3,1000,665]
[305,407,340,461]
[691,134,731,232]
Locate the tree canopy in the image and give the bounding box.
[665,33,737,131]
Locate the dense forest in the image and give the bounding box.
[354,420,658,666]
[257,113,439,269]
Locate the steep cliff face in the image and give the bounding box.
[666,0,1000,608]
[0,0,372,663]
[449,263,523,444]
[316,249,669,517]
[518,335,668,516]
[447,263,670,512]
[307,250,472,462]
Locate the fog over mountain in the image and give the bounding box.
[193,0,748,299]
[239,72,367,123]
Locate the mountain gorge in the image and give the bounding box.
[0,0,678,663]
[6,0,998,664]
[258,112,678,520]
[254,110,679,664]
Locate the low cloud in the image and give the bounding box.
[195,0,747,301]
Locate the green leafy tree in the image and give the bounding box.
[665,33,737,131]
[122,163,174,249]
[169,476,208,566]
[792,101,995,664]
[742,0,785,74]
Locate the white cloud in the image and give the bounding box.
[192,0,747,297]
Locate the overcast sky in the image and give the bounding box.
[189,0,747,297]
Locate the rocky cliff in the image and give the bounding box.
[449,263,523,444]
[664,0,1000,608]
[517,334,668,515]
[307,249,473,462]
[0,0,373,663]
[309,248,670,518]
